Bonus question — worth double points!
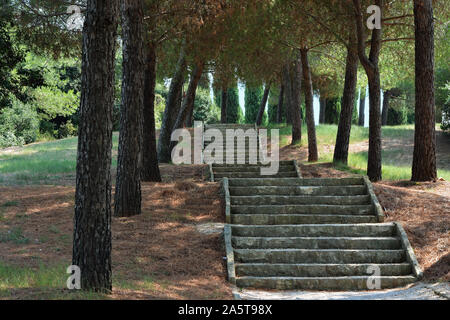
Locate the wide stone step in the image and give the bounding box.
[231,195,371,205]
[213,161,294,168]
[231,223,396,238]
[232,236,401,249]
[228,177,365,187]
[214,165,295,173]
[235,276,417,290]
[234,249,406,264]
[231,214,377,225]
[231,204,373,215]
[235,263,412,277]
[229,186,367,196]
[215,172,298,179]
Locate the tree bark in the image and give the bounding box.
[73,0,119,293]
[169,62,204,152]
[333,37,358,165]
[256,83,271,126]
[319,97,326,124]
[141,44,161,182]
[221,88,228,123]
[290,52,302,144]
[358,89,365,126]
[412,0,437,181]
[353,0,382,181]
[300,49,318,162]
[115,0,145,217]
[277,84,284,123]
[381,89,390,126]
[157,46,187,163]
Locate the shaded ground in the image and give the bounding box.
[0,165,233,300]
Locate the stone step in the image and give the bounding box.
[231,195,371,206]
[231,204,373,215]
[232,236,401,249]
[235,263,412,277]
[235,275,417,290]
[214,166,295,173]
[229,185,367,196]
[231,214,377,225]
[228,177,365,187]
[215,172,298,179]
[234,249,406,264]
[213,161,294,168]
[231,223,396,238]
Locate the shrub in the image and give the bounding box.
[0,98,39,147]
[57,120,77,139]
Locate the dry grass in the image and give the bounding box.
[0,165,232,300]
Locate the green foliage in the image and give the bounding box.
[32,86,79,120]
[268,103,277,123]
[244,85,263,123]
[193,87,220,124]
[324,98,341,124]
[0,97,39,147]
[226,86,241,123]
[441,82,450,131]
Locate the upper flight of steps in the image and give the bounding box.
[203,123,299,179]
[223,177,421,290]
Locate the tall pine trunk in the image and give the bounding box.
[381,90,390,126]
[353,0,382,181]
[169,63,204,152]
[256,84,271,126]
[300,49,318,161]
[142,43,161,182]
[115,0,145,217]
[277,84,284,123]
[73,0,119,293]
[333,38,358,165]
[412,0,437,181]
[283,64,292,125]
[290,52,302,144]
[158,46,186,163]
[358,89,365,126]
[319,97,326,124]
[221,88,228,123]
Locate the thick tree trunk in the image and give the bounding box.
[353,0,382,181]
[333,39,358,165]
[256,83,271,126]
[277,84,284,123]
[115,0,145,217]
[73,0,119,293]
[169,63,204,152]
[300,49,318,162]
[290,52,302,144]
[157,46,187,163]
[221,88,228,123]
[381,90,390,126]
[141,44,161,182]
[319,97,326,124]
[358,89,365,126]
[412,0,437,181]
[186,106,194,127]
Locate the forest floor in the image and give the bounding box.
[0,124,448,299]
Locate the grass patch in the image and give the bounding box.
[0,227,30,244]
[1,201,19,207]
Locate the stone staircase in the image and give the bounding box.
[203,124,422,291]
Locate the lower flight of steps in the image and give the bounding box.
[222,177,423,291]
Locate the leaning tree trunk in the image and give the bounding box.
[381,90,390,126]
[142,43,161,182]
[158,46,187,163]
[412,0,437,181]
[300,49,318,162]
[319,97,326,124]
[283,64,293,125]
[256,83,271,126]
[333,37,358,165]
[169,63,204,152]
[221,88,228,123]
[358,89,366,126]
[353,0,382,181]
[73,0,119,293]
[115,0,145,217]
[290,52,302,144]
[277,84,284,123]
